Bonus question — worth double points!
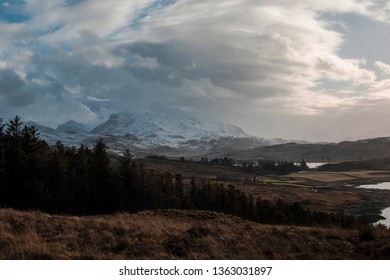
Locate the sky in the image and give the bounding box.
[1,0,390,142]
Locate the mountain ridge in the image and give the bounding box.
[23,113,390,161]
[25,112,309,158]
[27,112,270,156]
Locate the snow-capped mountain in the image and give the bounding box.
[91,112,248,146]
[27,112,302,157]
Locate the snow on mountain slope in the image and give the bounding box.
[25,120,90,146]
[56,121,89,135]
[28,112,301,157]
[25,121,60,143]
[91,112,249,146]
[25,121,55,135]
[50,120,91,145]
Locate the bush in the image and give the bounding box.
[359,226,375,241]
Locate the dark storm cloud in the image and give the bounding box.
[0,69,35,106]
[116,41,274,99]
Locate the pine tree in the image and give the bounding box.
[3,116,26,208]
[89,139,113,213]
[6,116,22,136]
[0,118,5,205]
[117,149,139,211]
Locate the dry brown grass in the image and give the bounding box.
[0,208,390,260]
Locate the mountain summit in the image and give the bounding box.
[56,121,89,135]
[91,112,249,145]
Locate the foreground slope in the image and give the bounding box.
[1,209,389,260]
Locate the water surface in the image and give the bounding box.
[357,182,390,227]
[358,182,390,190]
[306,162,327,169]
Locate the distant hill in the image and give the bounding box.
[56,120,89,135]
[228,137,390,162]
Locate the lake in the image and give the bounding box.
[377,208,390,227]
[306,162,327,169]
[357,182,390,227]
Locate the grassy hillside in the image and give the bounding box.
[1,208,389,260]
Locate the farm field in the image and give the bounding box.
[289,171,390,183]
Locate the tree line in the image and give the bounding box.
[0,116,363,227]
[173,156,309,175]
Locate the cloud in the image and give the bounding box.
[315,55,376,85]
[0,22,31,49]
[131,1,377,107]
[375,61,390,74]
[0,66,98,126]
[24,0,155,42]
[86,96,110,102]
[0,68,35,107]
[1,0,390,141]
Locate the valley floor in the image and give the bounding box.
[0,208,389,260]
[136,159,390,220]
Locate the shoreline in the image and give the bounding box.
[329,177,390,224]
[286,172,390,224]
